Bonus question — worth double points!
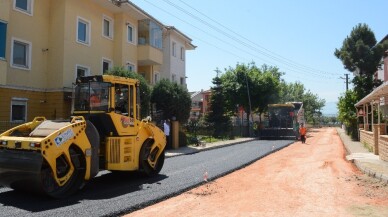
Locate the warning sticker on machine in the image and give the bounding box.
[54,129,74,147]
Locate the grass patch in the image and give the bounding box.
[362,142,373,152]
[186,134,227,145]
[202,137,221,143]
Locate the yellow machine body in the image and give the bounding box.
[0,75,166,198]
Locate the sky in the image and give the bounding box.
[130,0,387,114]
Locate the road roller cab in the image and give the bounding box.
[0,75,166,198]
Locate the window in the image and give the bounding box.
[151,24,162,49]
[126,62,135,72]
[180,46,185,60]
[102,15,113,39]
[114,84,131,117]
[74,82,110,112]
[154,72,159,84]
[11,38,31,70]
[138,19,162,49]
[76,65,90,79]
[0,21,6,59]
[14,0,33,15]
[77,17,90,45]
[172,42,176,57]
[127,23,134,43]
[102,58,112,74]
[11,98,27,122]
[172,74,176,83]
[180,77,185,85]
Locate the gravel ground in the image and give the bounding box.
[126,128,388,217]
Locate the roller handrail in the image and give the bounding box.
[141,116,152,123]
[71,116,85,124]
[32,116,46,123]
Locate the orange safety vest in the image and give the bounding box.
[299,127,307,135]
[90,95,101,107]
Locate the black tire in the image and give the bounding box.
[41,145,86,198]
[140,140,165,177]
[85,120,100,178]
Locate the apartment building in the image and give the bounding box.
[375,35,388,82]
[161,26,196,88]
[0,0,195,125]
[190,91,203,120]
[189,89,211,120]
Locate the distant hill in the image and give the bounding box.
[322,101,338,116]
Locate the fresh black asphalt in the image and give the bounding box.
[0,139,292,217]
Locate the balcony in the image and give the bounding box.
[137,44,163,66]
[137,19,163,66]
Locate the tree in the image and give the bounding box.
[352,75,375,100]
[106,67,151,118]
[320,115,338,126]
[334,23,388,98]
[151,79,191,123]
[221,63,282,124]
[334,24,388,138]
[279,81,325,124]
[302,91,326,125]
[337,90,359,139]
[205,71,231,138]
[252,64,283,121]
[279,81,305,103]
[219,62,324,127]
[335,24,380,75]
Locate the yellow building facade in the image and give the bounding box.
[0,0,166,130]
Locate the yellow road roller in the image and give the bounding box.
[0,75,166,198]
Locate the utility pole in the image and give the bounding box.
[340,73,349,91]
[244,73,253,136]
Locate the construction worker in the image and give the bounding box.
[164,119,171,149]
[299,123,307,144]
[90,90,101,108]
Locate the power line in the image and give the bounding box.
[190,34,341,83]
[163,0,338,77]
[177,0,338,77]
[141,0,337,81]
[189,35,251,61]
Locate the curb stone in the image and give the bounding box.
[336,128,388,183]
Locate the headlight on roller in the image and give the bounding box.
[29,142,41,148]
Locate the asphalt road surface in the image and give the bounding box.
[0,139,291,217]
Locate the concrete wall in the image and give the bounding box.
[0,0,193,123]
[6,0,50,88]
[0,0,10,85]
[3,0,143,90]
[161,30,187,84]
[0,0,143,122]
[63,0,140,87]
[169,35,186,84]
[114,13,138,69]
[0,87,70,122]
